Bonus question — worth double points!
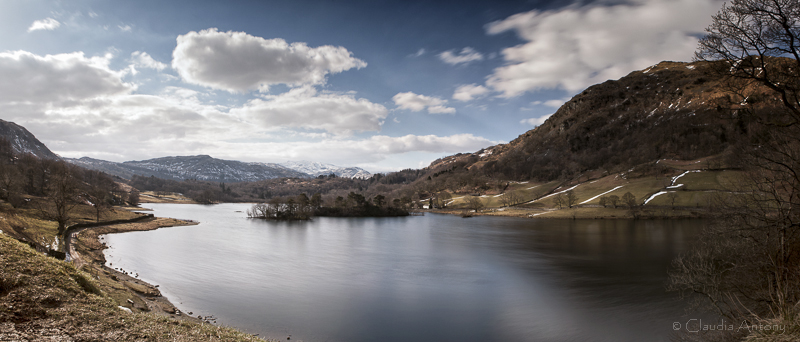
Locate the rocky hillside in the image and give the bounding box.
[69,155,309,182]
[281,160,371,179]
[428,60,775,181]
[0,119,60,159]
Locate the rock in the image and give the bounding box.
[118,306,133,314]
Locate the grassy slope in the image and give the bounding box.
[0,233,270,341]
[434,156,744,219]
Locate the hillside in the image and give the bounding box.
[428,60,766,181]
[69,155,310,182]
[0,119,60,160]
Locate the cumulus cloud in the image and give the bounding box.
[438,47,484,65]
[172,28,367,92]
[232,86,388,134]
[201,133,497,165]
[520,114,552,126]
[485,0,721,97]
[0,51,131,103]
[392,92,455,114]
[28,18,61,32]
[453,84,490,101]
[130,51,167,71]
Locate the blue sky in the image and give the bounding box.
[0,0,724,172]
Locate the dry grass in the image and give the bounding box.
[0,231,272,341]
[140,191,196,204]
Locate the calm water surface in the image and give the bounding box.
[102,203,704,342]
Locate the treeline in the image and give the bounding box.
[130,168,429,206]
[247,191,409,220]
[0,138,133,234]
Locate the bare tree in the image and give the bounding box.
[599,196,608,208]
[128,189,140,206]
[695,0,800,122]
[46,162,81,236]
[621,192,636,208]
[566,190,579,208]
[553,193,566,209]
[607,195,619,208]
[466,196,484,213]
[499,191,522,207]
[667,192,678,209]
[670,0,800,334]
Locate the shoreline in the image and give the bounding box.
[431,205,709,219]
[68,214,212,324]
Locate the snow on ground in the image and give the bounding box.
[526,184,580,203]
[644,191,673,204]
[526,185,540,190]
[579,186,625,204]
[671,170,701,186]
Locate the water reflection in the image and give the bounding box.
[105,204,705,342]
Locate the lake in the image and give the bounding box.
[102,203,705,342]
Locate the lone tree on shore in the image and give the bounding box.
[466,196,484,213]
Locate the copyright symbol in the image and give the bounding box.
[673,322,681,330]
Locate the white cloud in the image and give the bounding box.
[520,114,552,126]
[232,86,388,134]
[392,92,455,114]
[438,47,484,65]
[0,51,131,103]
[208,133,497,165]
[543,97,570,108]
[130,51,167,71]
[411,48,426,57]
[172,28,367,92]
[453,84,490,101]
[485,0,721,97]
[28,18,61,32]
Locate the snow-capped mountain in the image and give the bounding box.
[281,160,372,179]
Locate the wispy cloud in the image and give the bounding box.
[520,114,552,126]
[453,84,490,102]
[485,0,720,97]
[130,51,167,71]
[393,92,455,114]
[28,18,61,32]
[438,47,483,65]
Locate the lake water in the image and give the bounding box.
[102,203,705,342]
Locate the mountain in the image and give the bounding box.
[68,155,309,182]
[0,119,60,160]
[281,160,372,179]
[427,60,770,181]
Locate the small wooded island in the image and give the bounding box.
[247,191,408,220]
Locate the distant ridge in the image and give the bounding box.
[68,155,310,182]
[281,160,371,179]
[0,119,60,160]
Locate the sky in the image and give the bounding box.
[0,0,725,172]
